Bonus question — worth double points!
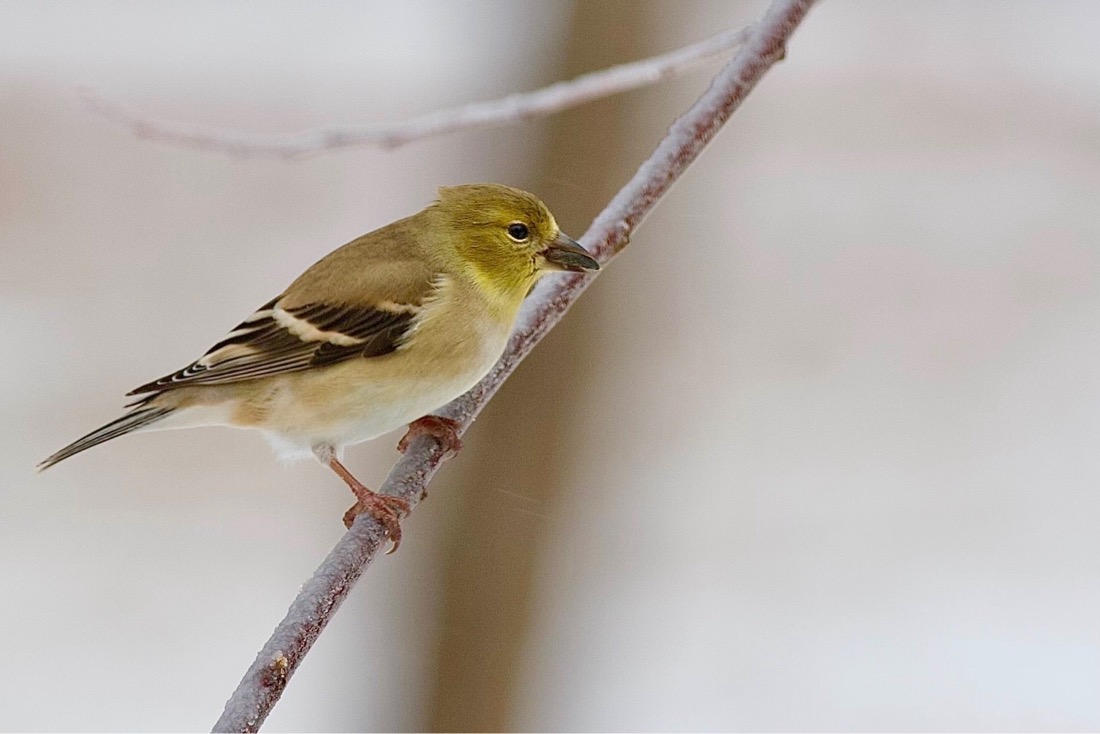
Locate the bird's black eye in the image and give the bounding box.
[507,222,530,242]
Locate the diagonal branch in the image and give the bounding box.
[83,25,751,160]
[212,0,819,730]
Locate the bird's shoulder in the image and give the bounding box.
[280,215,444,310]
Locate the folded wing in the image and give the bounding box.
[128,297,420,394]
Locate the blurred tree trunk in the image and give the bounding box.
[423,1,657,730]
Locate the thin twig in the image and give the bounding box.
[82,25,752,160]
[212,1,818,730]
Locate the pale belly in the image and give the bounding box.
[254,319,509,459]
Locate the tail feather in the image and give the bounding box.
[38,407,175,471]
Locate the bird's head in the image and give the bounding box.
[431,184,599,305]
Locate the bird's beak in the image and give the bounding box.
[540,232,600,273]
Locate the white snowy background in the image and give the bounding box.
[1,1,1098,730]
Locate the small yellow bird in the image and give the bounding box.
[40,184,598,549]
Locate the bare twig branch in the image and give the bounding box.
[83,25,751,160]
[212,1,818,730]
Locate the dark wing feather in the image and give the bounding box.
[128,298,418,394]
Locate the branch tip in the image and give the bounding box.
[84,24,754,159]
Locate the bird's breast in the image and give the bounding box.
[255,275,513,451]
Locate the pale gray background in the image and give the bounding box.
[2,0,1098,730]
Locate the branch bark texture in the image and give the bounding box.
[213,0,818,730]
[84,25,750,159]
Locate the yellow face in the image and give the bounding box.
[435,184,599,300]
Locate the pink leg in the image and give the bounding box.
[397,415,463,458]
[318,448,410,554]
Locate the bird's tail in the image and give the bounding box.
[37,405,176,471]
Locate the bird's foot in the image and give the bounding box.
[398,415,463,458]
[343,491,411,554]
[318,447,411,554]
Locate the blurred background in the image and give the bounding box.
[3,0,1099,730]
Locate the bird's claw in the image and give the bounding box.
[343,492,411,554]
[398,415,463,458]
